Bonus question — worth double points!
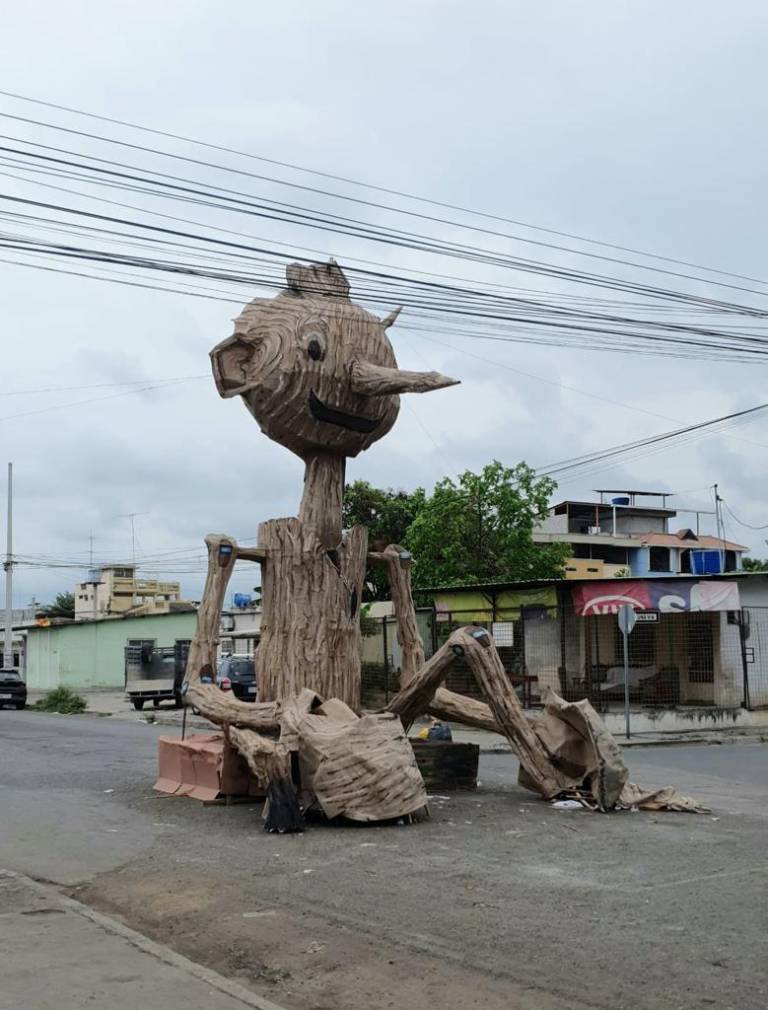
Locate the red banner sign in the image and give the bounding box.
[571,580,739,616]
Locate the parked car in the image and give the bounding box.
[0,669,27,709]
[216,654,257,701]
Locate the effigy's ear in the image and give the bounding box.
[210,332,271,398]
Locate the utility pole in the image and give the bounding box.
[89,529,99,621]
[3,463,14,670]
[713,484,726,572]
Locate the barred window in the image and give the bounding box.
[687,614,714,683]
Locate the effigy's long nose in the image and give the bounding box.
[350,360,460,396]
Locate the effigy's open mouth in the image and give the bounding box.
[308,391,379,433]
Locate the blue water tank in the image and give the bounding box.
[691,550,722,575]
[611,496,630,506]
[233,593,252,609]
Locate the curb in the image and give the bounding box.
[470,733,768,754]
[4,871,288,1010]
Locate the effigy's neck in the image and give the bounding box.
[299,452,345,549]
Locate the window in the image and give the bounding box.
[680,549,691,574]
[649,546,671,572]
[725,550,736,571]
[614,622,656,666]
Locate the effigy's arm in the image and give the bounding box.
[367,544,424,688]
[183,534,277,727]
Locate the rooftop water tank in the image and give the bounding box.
[233,593,252,609]
[611,496,630,506]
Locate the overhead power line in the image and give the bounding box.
[0,374,207,396]
[723,502,768,531]
[537,401,768,479]
[2,88,767,289]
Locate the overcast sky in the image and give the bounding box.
[3,1,768,607]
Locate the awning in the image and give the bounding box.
[434,586,557,622]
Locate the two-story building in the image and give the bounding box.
[533,490,746,579]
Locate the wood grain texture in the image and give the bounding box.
[210,260,458,460]
[298,452,345,548]
[183,534,278,729]
[368,544,424,687]
[386,635,464,726]
[185,684,280,731]
[297,711,428,821]
[185,534,238,687]
[428,687,501,733]
[456,627,566,799]
[210,262,399,459]
[350,360,459,396]
[256,518,368,709]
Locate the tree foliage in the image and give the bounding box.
[742,557,768,572]
[404,460,569,587]
[343,480,425,599]
[39,591,75,618]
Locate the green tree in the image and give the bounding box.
[404,460,569,587]
[742,557,768,572]
[39,591,75,619]
[343,480,426,599]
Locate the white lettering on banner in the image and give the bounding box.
[580,594,648,616]
[657,594,687,613]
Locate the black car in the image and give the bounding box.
[216,655,257,701]
[0,669,27,709]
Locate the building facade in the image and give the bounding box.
[393,572,768,733]
[25,610,197,690]
[534,491,746,579]
[74,564,184,621]
[219,601,262,657]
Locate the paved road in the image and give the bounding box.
[1,710,767,1010]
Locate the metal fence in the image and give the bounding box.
[741,606,768,709]
[361,602,766,711]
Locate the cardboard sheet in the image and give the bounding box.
[154,733,263,802]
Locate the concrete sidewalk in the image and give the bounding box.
[0,870,286,1010]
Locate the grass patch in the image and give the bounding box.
[33,687,87,714]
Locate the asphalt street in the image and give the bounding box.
[1,710,766,1010]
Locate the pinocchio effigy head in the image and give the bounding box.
[210,260,458,459]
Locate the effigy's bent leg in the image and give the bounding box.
[386,625,567,799]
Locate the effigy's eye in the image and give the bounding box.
[307,338,325,361]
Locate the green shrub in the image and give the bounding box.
[34,687,87,714]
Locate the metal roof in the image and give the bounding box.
[550,499,677,517]
[415,571,754,594]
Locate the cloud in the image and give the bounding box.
[3,1,768,607]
